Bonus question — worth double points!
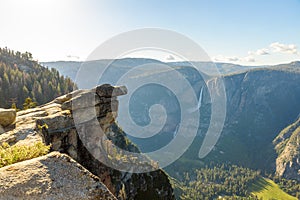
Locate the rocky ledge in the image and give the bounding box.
[0,152,116,200]
[0,84,174,200]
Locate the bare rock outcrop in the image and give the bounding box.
[273,117,300,181]
[0,125,4,134]
[0,84,175,200]
[0,152,116,200]
[0,108,16,132]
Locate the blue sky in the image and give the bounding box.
[0,0,299,65]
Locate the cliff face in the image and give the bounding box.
[224,69,300,129]
[273,117,300,181]
[205,69,300,171]
[0,84,174,200]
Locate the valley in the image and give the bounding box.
[42,58,300,199]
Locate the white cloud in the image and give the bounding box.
[248,48,270,56]
[270,42,298,54]
[243,56,255,62]
[213,55,255,63]
[256,48,270,55]
[248,42,299,57]
[165,54,175,60]
[66,55,80,59]
[213,42,299,64]
[213,55,239,62]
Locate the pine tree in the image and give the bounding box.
[0,47,77,108]
[23,97,37,110]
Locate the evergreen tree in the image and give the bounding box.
[23,97,37,110]
[0,47,77,108]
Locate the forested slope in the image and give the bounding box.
[0,47,76,109]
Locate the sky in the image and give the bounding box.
[0,0,300,65]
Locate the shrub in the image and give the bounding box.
[0,142,50,168]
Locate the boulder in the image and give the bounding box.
[0,152,117,200]
[96,84,127,97]
[0,125,4,134]
[0,108,16,127]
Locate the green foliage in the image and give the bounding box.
[0,142,50,168]
[179,163,261,199]
[11,102,19,111]
[249,177,297,200]
[23,97,37,110]
[173,163,299,199]
[0,47,77,108]
[37,123,49,130]
[110,123,140,153]
[271,176,300,198]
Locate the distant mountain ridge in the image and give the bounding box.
[42,59,265,81]
[42,59,300,83]
[43,59,300,177]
